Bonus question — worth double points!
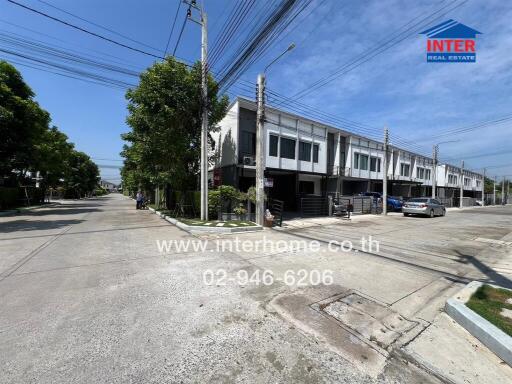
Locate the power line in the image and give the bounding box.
[6,0,165,59]
[172,3,190,56]
[287,0,468,101]
[34,0,164,54]
[164,0,182,55]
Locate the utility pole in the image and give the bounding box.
[382,127,389,215]
[502,176,506,205]
[186,0,208,220]
[255,43,295,225]
[459,160,464,208]
[493,176,496,205]
[255,73,265,226]
[482,168,486,206]
[432,145,438,199]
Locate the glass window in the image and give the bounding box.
[360,154,369,170]
[370,157,377,172]
[280,137,296,159]
[425,169,431,180]
[400,163,410,177]
[299,141,311,161]
[240,131,255,156]
[353,153,360,169]
[269,135,278,157]
[313,144,319,163]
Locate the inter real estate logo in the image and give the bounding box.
[420,19,481,63]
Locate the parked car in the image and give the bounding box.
[402,198,446,218]
[360,192,403,211]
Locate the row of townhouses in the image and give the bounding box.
[210,97,484,211]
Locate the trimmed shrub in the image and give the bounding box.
[0,187,19,210]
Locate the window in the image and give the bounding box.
[370,157,381,172]
[299,181,315,194]
[354,152,368,170]
[269,135,278,157]
[354,153,360,169]
[280,137,296,159]
[240,131,255,155]
[476,180,481,187]
[299,141,311,161]
[313,144,319,163]
[464,177,471,186]
[448,174,457,184]
[400,163,410,177]
[417,167,425,179]
[359,154,368,170]
[425,169,431,180]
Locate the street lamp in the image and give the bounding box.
[255,43,295,226]
[432,139,459,199]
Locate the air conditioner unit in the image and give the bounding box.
[243,156,256,166]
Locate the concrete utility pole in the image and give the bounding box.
[255,43,295,225]
[432,145,438,199]
[459,160,464,208]
[186,0,208,220]
[200,11,208,220]
[503,176,506,205]
[493,176,496,205]
[382,127,389,215]
[482,168,486,206]
[255,73,265,226]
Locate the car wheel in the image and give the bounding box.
[403,213,409,217]
[429,209,434,218]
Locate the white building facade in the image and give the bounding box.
[210,97,484,210]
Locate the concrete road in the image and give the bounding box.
[232,205,512,383]
[1,196,510,383]
[1,194,397,384]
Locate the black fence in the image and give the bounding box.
[299,196,328,217]
[267,198,284,227]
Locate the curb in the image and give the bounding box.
[445,281,512,366]
[147,207,263,233]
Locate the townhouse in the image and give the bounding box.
[210,97,484,212]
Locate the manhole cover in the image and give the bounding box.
[318,293,417,349]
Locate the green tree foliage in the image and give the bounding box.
[0,61,49,181]
[121,57,228,194]
[0,60,100,197]
[63,151,100,198]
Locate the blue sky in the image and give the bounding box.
[1,0,511,183]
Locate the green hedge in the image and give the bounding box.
[0,187,45,210]
[0,187,18,210]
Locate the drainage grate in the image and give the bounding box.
[316,293,417,349]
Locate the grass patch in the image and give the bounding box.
[466,284,512,336]
[179,218,256,227]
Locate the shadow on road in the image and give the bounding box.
[0,219,84,233]
[26,208,100,216]
[455,250,512,289]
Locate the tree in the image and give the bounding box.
[121,57,228,194]
[33,126,75,190]
[63,151,100,198]
[0,61,50,183]
[0,60,100,199]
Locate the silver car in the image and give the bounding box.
[402,198,446,218]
